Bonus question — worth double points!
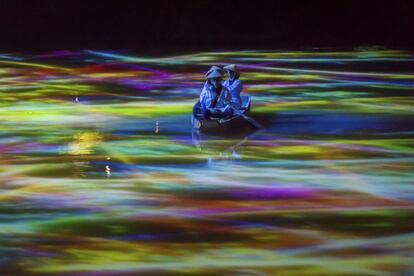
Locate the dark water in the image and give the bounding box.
[1,49,414,275]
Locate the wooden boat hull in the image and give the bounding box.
[192,95,252,132]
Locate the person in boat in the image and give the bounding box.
[199,68,233,119]
[222,64,242,109]
[202,65,223,90]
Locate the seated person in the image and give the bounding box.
[199,67,233,120]
[222,64,243,109]
[201,65,222,91]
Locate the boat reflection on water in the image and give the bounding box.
[191,121,262,162]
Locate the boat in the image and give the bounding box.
[191,95,253,132]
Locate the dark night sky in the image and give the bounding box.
[1,0,413,52]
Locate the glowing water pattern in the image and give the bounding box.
[1,48,414,275]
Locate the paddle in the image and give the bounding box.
[237,108,263,129]
[226,102,263,129]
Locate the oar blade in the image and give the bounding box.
[241,113,263,129]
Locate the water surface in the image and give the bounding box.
[1,48,414,275]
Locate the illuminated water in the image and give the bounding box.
[1,48,414,275]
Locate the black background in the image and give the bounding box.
[1,0,413,52]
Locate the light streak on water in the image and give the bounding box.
[0,48,414,275]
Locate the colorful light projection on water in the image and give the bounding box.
[1,48,414,275]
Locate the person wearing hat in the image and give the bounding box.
[202,65,223,91]
[199,67,233,119]
[222,64,243,109]
[205,65,223,76]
